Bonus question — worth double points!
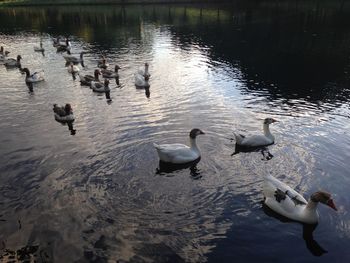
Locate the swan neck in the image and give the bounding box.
[306,199,318,211]
[263,123,272,137]
[189,137,199,150]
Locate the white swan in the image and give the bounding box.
[34,40,45,52]
[137,62,150,78]
[135,74,150,88]
[67,62,80,74]
[4,55,22,68]
[91,79,110,93]
[263,174,337,224]
[22,68,44,83]
[102,65,120,78]
[234,118,277,148]
[154,128,205,164]
[63,52,84,63]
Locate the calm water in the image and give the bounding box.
[0,1,350,262]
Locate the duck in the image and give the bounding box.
[79,69,100,86]
[53,103,75,122]
[102,65,120,78]
[97,56,109,69]
[56,38,71,52]
[154,128,205,164]
[234,118,277,148]
[63,51,84,64]
[263,174,337,224]
[91,78,110,93]
[135,74,150,88]
[22,68,45,83]
[34,40,45,52]
[137,62,150,78]
[67,62,80,74]
[0,46,10,62]
[4,55,22,68]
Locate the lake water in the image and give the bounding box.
[0,1,350,262]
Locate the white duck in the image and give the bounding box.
[263,174,337,224]
[137,62,150,78]
[154,128,205,164]
[4,55,22,68]
[63,51,84,64]
[234,118,277,148]
[22,68,45,83]
[135,74,150,88]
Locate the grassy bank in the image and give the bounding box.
[0,0,231,6]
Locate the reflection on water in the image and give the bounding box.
[262,204,327,257]
[0,1,350,262]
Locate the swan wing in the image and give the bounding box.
[239,134,273,147]
[154,143,198,163]
[264,175,308,218]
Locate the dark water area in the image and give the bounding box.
[0,1,350,262]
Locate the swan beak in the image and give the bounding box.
[327,199,337,211]
[272,119,278,123]
[199,131,205,135]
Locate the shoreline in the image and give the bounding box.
[0,0,231,7]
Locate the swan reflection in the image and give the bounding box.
[262,203,327,256]
[232,144,274,160]
[156,158,201,179]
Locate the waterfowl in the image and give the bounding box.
[97,56,109,69]
[0,46,10,61]
[91,78,109,93]
[34,40,45,52]
[22,68,45,83]
[4,55,22,68]
[154,128,205,164]
[67,62,80,74]
[53,103,75,122]
[63,51,84,64]
[138,62,150,78]
[234,118,277,148]
[263,174,337,224]
[56,38,71,52]
[102,65,120,78]
[135,74,150,88]
[79,69,100,86]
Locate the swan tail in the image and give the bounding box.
[233,133,245,144]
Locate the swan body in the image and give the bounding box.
[4,55,22,68]
[79,69,100,86]
[53,104,74,122]
[234,118,277,148]
[56,39,71,52]
[67,63,80,74]
[138,62,150,78]
[91,79,110,93]
[98,57,109,69]
[34,41,45,52]
[263,174,337,224]
[22,68,44,83]
[102,65,120,78]
[63,52,84,63]
[154,128,205,164]
[135,74,150,88]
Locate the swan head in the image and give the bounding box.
[115,65,121,71]
[17,55,22,61]
[311,191,337,211]
[189,128,205,139]
[104,79,110,86]
[94,69,101,77]
[145,63,149,68]
[264,118,277,125]
[65,103,72,114]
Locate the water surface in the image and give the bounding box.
[0,1,350,262]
